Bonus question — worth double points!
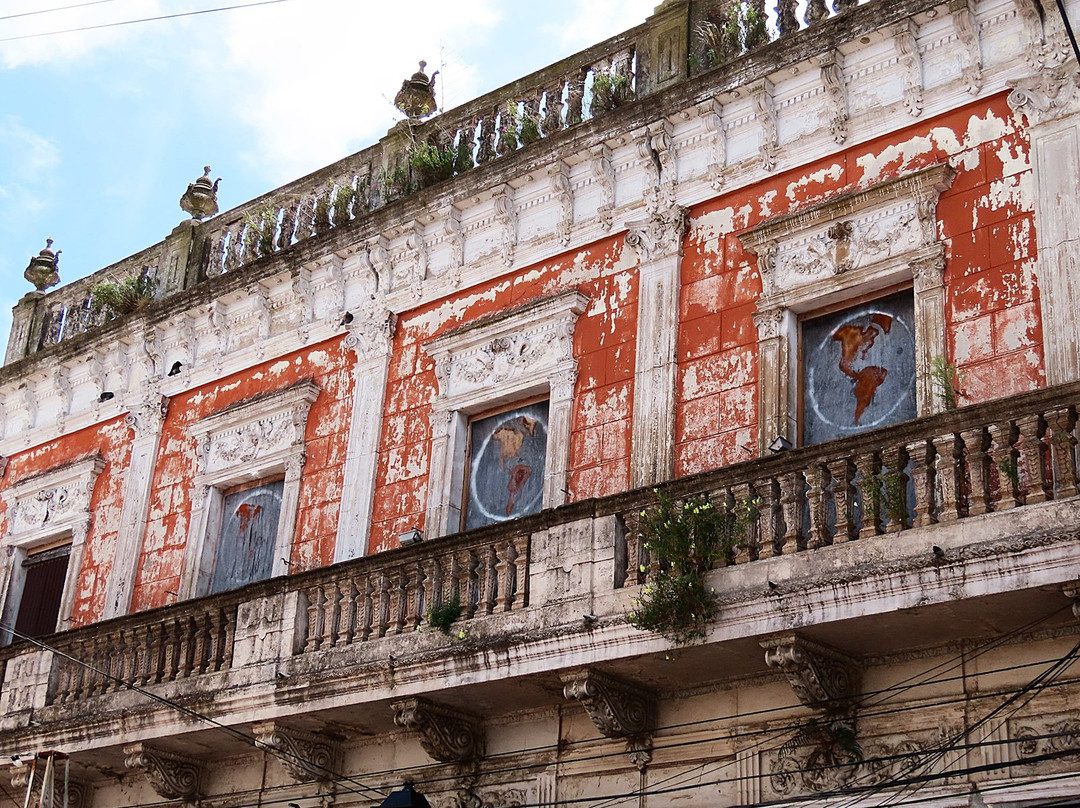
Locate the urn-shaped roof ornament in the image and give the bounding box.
[394,61,439,119]
[180,166,221,220]
[24,238,61,292]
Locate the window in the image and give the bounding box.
[801,289,917,445]
[738,164,954,450]
[464,399,549,530]
[423,292,588,538]
[181,381,318,599]
[0,456,104,643]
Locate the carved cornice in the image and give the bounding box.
[561,668,656,739]
[123,743,204,801]
[392,697,484,762]
[2,454,105,543]
[761,634,858,711]
[253,721,340,783]
[624,206,688,263]
[1008,67,1080,127]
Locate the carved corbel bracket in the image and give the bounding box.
[392,697,485,762]
[561,668,656,740]
[749,79,780,171]
[123,743,204,801]
[1007,67,1080,126]
[548,161,574,246]
[493,184,518,267]
[345,310,397,364]
[590,144,615,231]
[816,50,848,144]
[949,0,982,95]
[253,721,340,783]
[695,97,728,189]
[762,635,859,712]
[624,206,688,263]
[893,20,923,117]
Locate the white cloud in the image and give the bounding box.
[0,115,60,218]
[213,0,501,186]
[542,0,658,53]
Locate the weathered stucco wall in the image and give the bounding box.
[131,336,354,612]
[676,92,1041,477]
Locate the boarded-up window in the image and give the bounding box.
[14,544,71,639]
[465,400,549,530]
[210,478,284,594]
[802,289,917,445]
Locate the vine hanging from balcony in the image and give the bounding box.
[627,491,751,645]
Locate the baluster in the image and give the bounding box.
[805,0,828,23]
[476,112,497,165]
[341,578,359,645]
[305,586,325,652]
[277,198,298,250]
[73,638,93,699]
[755,477,781,558]
[208,608,227,672]
[933,434,964,522]
[513,537,529,608]
[1015,414,1050,504]
[422,559,439,624]
[359,575,375,642]
[376,572,391,638]
[196,612,214,675]
[777,0,801,36]
[479,545,497,615]
[161,618,179,682]
[223,223,243,273]
[732,482,757,562]
[55,648,76,703]
[805,462,830,549]
[778,471,805,554]
[323,580,341,647]
[962,427,992,516]
[855,451,883,538]
[881,446,911,532]
[825,456,856,542]
[1046,407,1079,497]
[221,607,235,669]
[543,81,565,134]
[495,541,514,612]
[149,621,167,684]
[904,439,936,527]
[178,615,197,678]
[988,421,1021,510]
[566,67,587,125]
[463,550,481,619]
[405,562,425,632]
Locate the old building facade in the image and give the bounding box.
[2,0,1080,806]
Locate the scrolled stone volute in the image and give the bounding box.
[392,697,484,762]
[561,668,656,739]
[123,743,204,801]
[761,634,858,711]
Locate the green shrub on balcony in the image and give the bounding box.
[89,272,155,320]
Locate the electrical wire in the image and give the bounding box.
[0,1,124,22]
[0,0,292,43]
[0,621,388,802]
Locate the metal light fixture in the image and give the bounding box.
[768,435,793,453]
[398,527,423,546]
[379,782,431,808]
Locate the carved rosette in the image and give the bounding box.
[561,669,656,739]
[761,635,858,711]
[624,206,688,263]
[1013,718,1080,761]
[123,743,204,801]
[392,697,484,762]
[253,721,339,783]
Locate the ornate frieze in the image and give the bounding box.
[561,668,656,739]
[253,721,340,783]
[2,455,105,541]
[1012,718,1080,762]
[123,743,204,801]
[761,634,859,711]
[392,697,484,762]
[190,381,319,477]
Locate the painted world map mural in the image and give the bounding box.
[802,290,917,445]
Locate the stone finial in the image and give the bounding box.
[179,165,221,220]
[394,61,439,119]
[24,239,61,292]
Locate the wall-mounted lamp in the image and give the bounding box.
[768,435,793,453]
[379,783,431,808]
[398,527,423,546]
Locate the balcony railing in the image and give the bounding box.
[1,380,1077,716]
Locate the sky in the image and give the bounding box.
[0,0,658,358]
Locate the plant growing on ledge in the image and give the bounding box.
[627,491,746,645]
[590,71,632,112]
[930,356,966,410]
[408,136,471,188]
[89,271,155,320]
[426,594,462,635]
[693,1,770,69]
[243,205,279,258]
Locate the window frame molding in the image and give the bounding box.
[422,291,589,538]
[738,163,955,451]
[0,454,105,639]
[180,381,319,599]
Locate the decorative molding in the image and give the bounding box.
[750,79,780,171]
[561,668,656,739]
[761,634,859,710]
[2,455,105,542]
[123,743,204,801]
[590,143,615,231]
[548,161,574,247]
[949,0,982,95]
[392,697,484,762]
[253,721,340,783]
[816,50,848,144]
[10,766,92,808]
[493,184,518,267]
[638,119,676,214]
[1012,718,1080,761]
[624,206,688,263]
[1007,67,1080,126]
[894,19,923,117]
[696,97,728,189]
[442,206,465,287]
